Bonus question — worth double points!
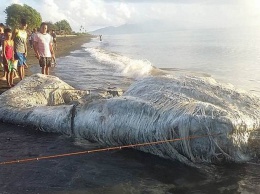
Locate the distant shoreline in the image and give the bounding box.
[0,34,92,94]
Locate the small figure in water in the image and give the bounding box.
[99,35,102,41]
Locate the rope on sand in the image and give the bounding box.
[0,133,220,165]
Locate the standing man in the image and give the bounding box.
[51,30,57,50]
[34,22,55,75]
[13,18,28,80]
[30,28,37,49]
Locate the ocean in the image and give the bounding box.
[55,27,260,96]
[2,28,260,193]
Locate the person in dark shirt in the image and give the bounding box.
[0,23,6,80]
[51,30,57,50]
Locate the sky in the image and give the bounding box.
[0,0,260,32]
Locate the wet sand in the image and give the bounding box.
[2,123,258,194]
[0,124,198,194]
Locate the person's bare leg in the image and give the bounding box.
[24,62,28,69]
[46,66,49,75]
[6,71,11,87]
[42,66,47,75]
[18,66,25,80]
[21,66,25,79]
[13,70,18,79]
[10,71,14,86]
[18,66,22,80]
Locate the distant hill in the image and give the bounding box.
[91,26,117,35]
[90,21,179,35]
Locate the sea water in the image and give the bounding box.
[53,27,260,96]
[21,28,260,193]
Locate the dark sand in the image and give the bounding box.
[0,123,196,194]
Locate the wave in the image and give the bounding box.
[85,47,155,78]
[1,74,260,167]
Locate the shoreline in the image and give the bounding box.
[0,34,99,193]
[0,34,92,94]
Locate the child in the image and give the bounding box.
[3,28,15,87]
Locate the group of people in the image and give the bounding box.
[0,18,57,88]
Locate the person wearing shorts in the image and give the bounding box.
[39,57,52,68]
[33,22,55,75]
[13,18,27,80]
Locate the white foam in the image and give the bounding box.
[85,47,154,78]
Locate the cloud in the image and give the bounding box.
[0,0,259,32]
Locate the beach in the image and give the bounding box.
[0,35,91,94]
[0,35,182,194]
[0,34,199,194]
[1,30,260,194]
[0,35,116,193]
[0,34,139,194]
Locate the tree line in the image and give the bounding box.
[4,4,73,34]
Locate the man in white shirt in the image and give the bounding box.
[33,22,55,75]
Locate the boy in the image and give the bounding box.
[13,18,28,80]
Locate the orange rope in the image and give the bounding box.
[22,87,87,91]
[0,133,220,165]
